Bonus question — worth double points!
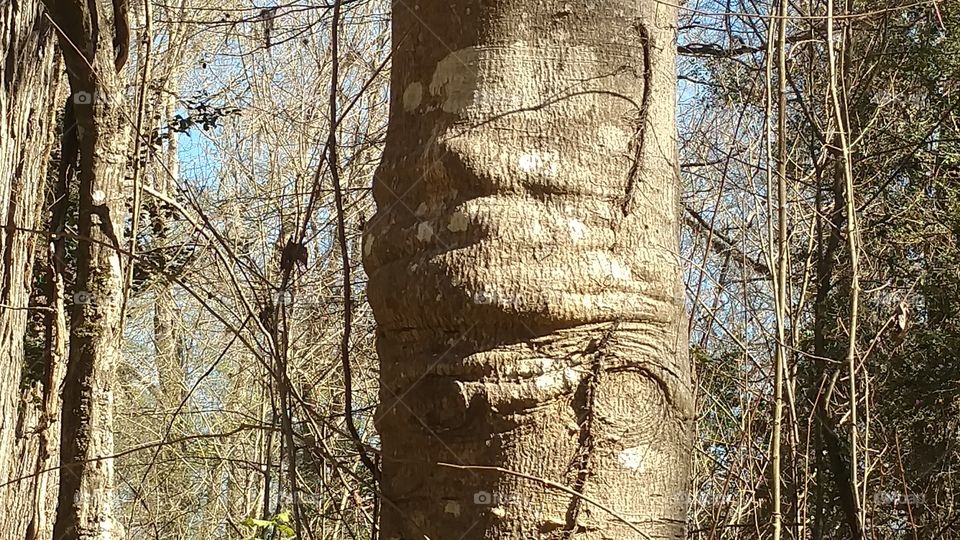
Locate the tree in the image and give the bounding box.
[675,0,960,536]
[38,0,132,537]
[0,1,65,538]
[363,0,694,537]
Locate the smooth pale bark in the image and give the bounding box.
[41,0,131,538]
[364,0,693,538]
[0,1,65,538]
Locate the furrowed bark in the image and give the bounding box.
[0,1,64,538]
[41,0,131,538]
[364,0,694,537]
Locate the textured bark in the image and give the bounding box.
[41,0,131,538]
[0,1,65,538]
[364,0,693,538]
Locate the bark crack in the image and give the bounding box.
[111,0,129,70]
[90,204,122,255]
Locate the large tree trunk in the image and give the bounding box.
[363,0,693,538]
[41,0,131,538]
[0,1,65,538]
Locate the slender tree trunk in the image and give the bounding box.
[364,0,694,537]
[154,90,186,410]
[155,287,186,406]
[0,1,65,538]
[41,0,131,537]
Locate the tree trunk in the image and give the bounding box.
[0,1,65,538]
[363,0,694,538]
[41,0,131,538]
[155,287,186,407]
[154,90,186,410]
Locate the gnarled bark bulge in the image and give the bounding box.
[364,0,693,538]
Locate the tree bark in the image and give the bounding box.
[40,0,131,538]
[0,1,65,538]
[363,0,694,538]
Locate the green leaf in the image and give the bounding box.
[240,517,273,528]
